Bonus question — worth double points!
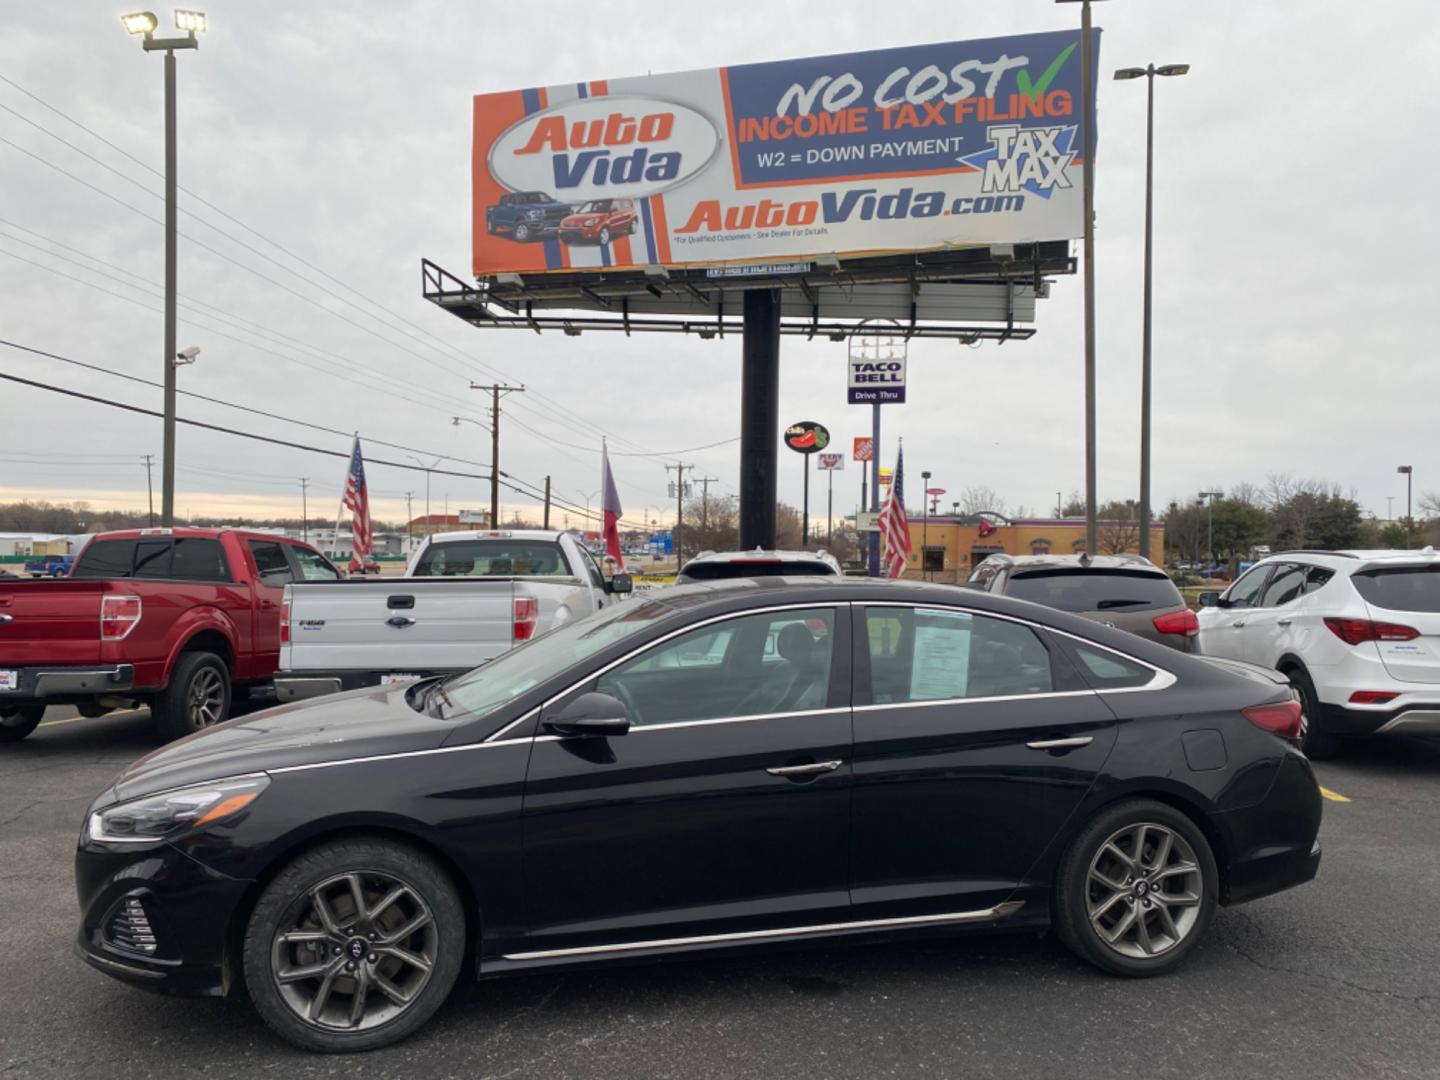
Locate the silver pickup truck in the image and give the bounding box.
[274,529,630,701]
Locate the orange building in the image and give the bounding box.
[892,515,1166,583]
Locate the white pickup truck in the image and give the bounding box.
[274,529,631,701]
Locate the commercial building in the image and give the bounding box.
[895,516,1167,583]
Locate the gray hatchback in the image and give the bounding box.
[968,553,1197,651]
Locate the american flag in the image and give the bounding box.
[343,436,371,573]
[877,444,911,579]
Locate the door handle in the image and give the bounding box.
[1277,618,1293,627]
[1231,620,1246,628]
[1026,736,1094,751]
[766,760,842,777]
[386,616,416,629]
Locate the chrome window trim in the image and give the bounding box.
[852,690,1095,713]
[502,900,1025,961]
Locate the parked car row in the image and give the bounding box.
[484,190,639,247]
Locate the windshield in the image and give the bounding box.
[412,540,571,577]
[441,598,680,719]
[1352,566,1440,612]
[1005,569,1181,612]
[577,199,613,213]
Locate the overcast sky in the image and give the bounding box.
[1,0,1436,530]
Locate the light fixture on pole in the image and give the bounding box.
[408,453,443,530]
[121,9,205,526]
[1115,61,1190,562]
[1398,465,1414,546]
[1199,490,1223,565]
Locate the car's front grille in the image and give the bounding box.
[106,896,158,955]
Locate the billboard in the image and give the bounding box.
[817,453,845,471]
[472,30,1097,276]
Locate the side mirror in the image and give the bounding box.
[544,691,630,737]
[1197,591,1221,608]
[608,573,633,595]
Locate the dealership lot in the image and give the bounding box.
[0,706,1435,1079]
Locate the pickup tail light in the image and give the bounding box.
[1323,617,1419,646]
[1242,699,1303,740]
[280,600,290,645]
[1349,690,1400,705]
[513,597,539,643]
[100,594,142,641]
[1152,609,1199,637]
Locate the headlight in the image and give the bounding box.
[88,774,269,844]
[526,209,543,220]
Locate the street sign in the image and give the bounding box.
[817,453,844,471]
[458,509,486,525]
[878,468,893,486]
[926,487,946,496]
[852,437,873,463]
[848,349,907,405]
[784,421,830,454]
[856,511,880,533]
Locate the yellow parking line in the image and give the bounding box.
[1320,787,1351,803]
[38,707,146,728]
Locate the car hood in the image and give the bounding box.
[105,684,454,805]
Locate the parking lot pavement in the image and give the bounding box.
[2,713,1438,1080]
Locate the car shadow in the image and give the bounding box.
[1319,735,1440,778]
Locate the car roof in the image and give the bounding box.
[87,527,308,543]
[682,548,840,567]
[423,530,568,544]
[1259,549,1440,569]
[988,553,1163,574]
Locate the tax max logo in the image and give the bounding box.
[959,124,1078,199]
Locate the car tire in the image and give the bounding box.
[0,706,44,742]
[152,651,231,742]
[599,226,611,246]
[514,221,531,243]
[242,838,466,1053]
[1287,666,1343,759]
[486,217,495,235]
[1053,798,1218,977]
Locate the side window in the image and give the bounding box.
[171,538,231,582]
[248,541,293,584]
[1303,566,1334,594]
[1071,643,1156,690]
[1261,563,1306,608]
[1224,565,1271,609]
[580,549,606,591]
[133,539,173,578]
[71,539,138,578]
[595,608,836,726]
[863,607,1054,705]
[291,547,341,581]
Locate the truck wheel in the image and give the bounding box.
[154,651,232,741]
[486,217,496,235]
[598,226,611,247]
[0,706,44,742]
[513,221,531,242]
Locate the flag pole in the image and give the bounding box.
[333,432,354,563]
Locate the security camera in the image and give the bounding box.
[175,346,201,365]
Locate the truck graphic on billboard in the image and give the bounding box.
[471,29,1097,276]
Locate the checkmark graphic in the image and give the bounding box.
[1016,42,1078,102]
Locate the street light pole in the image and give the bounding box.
[921,470,932,580]
[1115,62,1190,562]
[1200,490,1223,565]
[123,10,203,526]
[1398,465,1414,545]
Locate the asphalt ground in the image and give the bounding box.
[1,705,1437,1080]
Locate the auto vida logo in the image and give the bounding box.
[489,95,720,202]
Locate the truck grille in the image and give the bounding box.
[106,896,158,955]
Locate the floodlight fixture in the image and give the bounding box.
[1113,67,1145,80]
[643,264,670,282]
[121,11,158,35]
[990,243,1015,264]
[174,9,206,34]
[814,253,841,272]
[495,272,525,288]
[1156,64,1190,77]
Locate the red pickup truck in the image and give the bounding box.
[0,527,340,743]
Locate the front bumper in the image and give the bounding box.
[75,836,250,997]
[0,664,133,706]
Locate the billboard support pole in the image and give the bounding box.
[1080,0,1099,557]
[739,290,780,550]
[867,403,881,577]
[802,456,810,546]
[827,467,834,547]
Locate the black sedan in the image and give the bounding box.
[75,578,1322,1052]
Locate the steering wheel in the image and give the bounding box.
[607,679,643,728]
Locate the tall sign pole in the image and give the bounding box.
[740,291,780,549]
[1080,0,1099,556]
[849,321,906,576]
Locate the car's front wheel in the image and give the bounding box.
[513,221,532,242]
[243,838,465,1052]
[1053,799,1218,976]
[598,226,611,246]
[0,706,43,742]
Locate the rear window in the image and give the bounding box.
[412,540,571,577]
[679,560,837,582]
[1351,567,1440,612]
[72,539,137,578]
[1004,568,1181,613]
[70,538,230,581]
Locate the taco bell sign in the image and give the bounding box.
[848,352,906,405]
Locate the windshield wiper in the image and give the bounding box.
[427,679,458,718]
[1095,599,1150,609]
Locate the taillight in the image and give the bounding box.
[1323,617,1419,646]
[1349,690,1400,705]
[1152,609,1199,637]
[513,597,539,642]
[1242,700,1303,739]
[280,599,291,645]
[100,594,142,641]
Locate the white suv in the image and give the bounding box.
[675,548,842,585]
[1195,549,1440,756]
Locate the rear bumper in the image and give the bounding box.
[1319,702,1440,737]
[1219,751,1323,906]
[274,669,459,703]
[0,664,134,705]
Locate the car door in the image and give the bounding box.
[1196,564,1273,659]
[517,604,853,957]
[246,540,293,674]
[849,603,1119,920]
[1240,562,1309,666]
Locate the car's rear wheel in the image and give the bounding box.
[1053,799,1217,976]
[243,838,466,1053]
[153,651,231,741]
[1287,666,1343,759]
[0,706,44,742]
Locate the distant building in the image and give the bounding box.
[407,514,474,536]
[887,515,1167,583]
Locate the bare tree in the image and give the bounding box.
[955,486,1007,518]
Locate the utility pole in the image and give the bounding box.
[667,462,693,565]
[543,475,552,529]
[299,477,309,542]
[470,383,524,527]
[404,492,414,553]
[143,455,155,527]
[697,476,719,528]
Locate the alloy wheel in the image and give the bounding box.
[187,668,226,728]
[1085,822,1203,959]
[270,871,438,1032]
